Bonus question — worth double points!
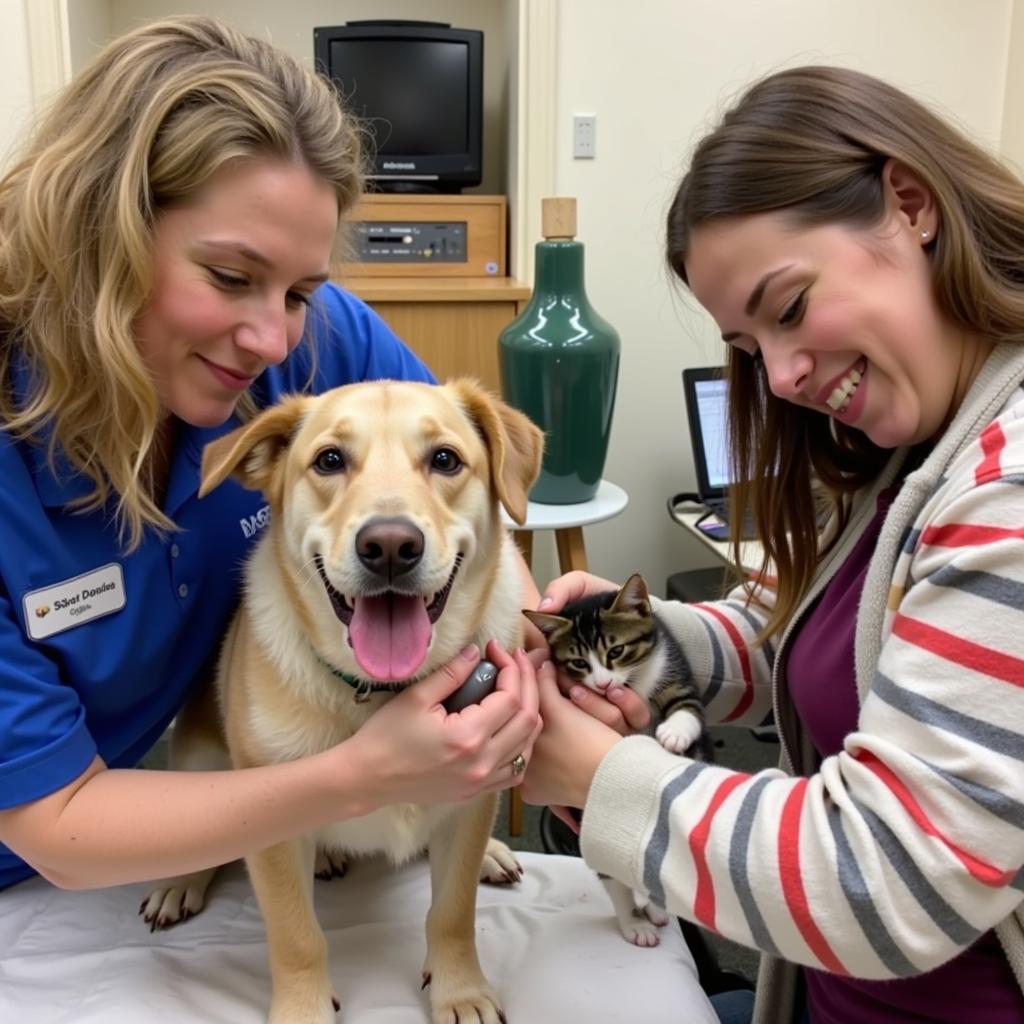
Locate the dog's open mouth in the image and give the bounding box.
[314,554,463,681]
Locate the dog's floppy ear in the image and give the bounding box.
[198,395,308,502]
[447,378,544,525]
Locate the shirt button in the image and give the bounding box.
[170,543,180,558]
[177,583,189,599]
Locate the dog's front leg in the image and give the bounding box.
[247,835,337,1024]
[424,792,505,1024]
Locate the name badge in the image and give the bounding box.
[23,563,126,640]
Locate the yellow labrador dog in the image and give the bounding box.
[143,379,542,1024]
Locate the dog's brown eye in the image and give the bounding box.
[313,447,346,475]
[430,447,462,474]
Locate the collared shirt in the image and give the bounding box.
[0,283,433,888]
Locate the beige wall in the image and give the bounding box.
[540,0,1014,593]
[0,1,35,169]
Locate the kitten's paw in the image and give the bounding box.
[314,845,348,880]
[480,837,523,885]
[621,920,662,947]
[656,710,703,755]
[139,867,216,930]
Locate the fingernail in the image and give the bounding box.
[570,686,587,702]
[608,686,624,701]
[461,644,480,661]
[538,596,554,609]
[542,660,553,672]
[516,646,526,656]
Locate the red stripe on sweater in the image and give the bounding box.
[921,523,1024,548]
[778,781,847,973]
[975,422,1006,485]
[690,773,748,929]
[892,614,1024,688]
[856,751,1015,887]
[694,604,755,721]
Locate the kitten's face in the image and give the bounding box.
[525,574,655,694]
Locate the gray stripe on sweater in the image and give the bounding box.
[874,673,1024,763]
[914,755,1024,830]
[728,776,782,957]
[697,616,726,706]
[643,761,705,909]
[825,805,919,976]
[855,800,981,947]
[925,565,1024,611]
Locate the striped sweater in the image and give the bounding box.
[579,343,1024,1023]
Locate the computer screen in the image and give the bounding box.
[691,376,731,490]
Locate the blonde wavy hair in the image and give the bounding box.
[0,15,364,549]
[666,65,1024,637]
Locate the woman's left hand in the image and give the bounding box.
[519,662,622,810]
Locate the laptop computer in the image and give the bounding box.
[680,366,758,540]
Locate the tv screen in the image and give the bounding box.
[314,22,483,193]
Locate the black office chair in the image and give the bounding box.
[538,807,754,996]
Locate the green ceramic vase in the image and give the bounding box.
[499,212,620,504]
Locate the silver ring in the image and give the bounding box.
[510,753,527,776]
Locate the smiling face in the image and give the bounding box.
[684,196,991,449]
[198,379,543,683]
[134,157,339,428]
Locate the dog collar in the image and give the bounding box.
[315,654,400,703]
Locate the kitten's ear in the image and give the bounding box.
[522,609,570,639]
[610,573,651,615]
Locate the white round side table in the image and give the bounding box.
[501,479,629,574]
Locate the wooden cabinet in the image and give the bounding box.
[338,276,531,392]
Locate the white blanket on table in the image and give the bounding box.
[0,851,717,1023]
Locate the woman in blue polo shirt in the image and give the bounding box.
[0,16,540,892]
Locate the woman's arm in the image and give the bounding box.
[0,643,540,890]
[527,473,1024,979]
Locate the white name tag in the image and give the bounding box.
[23,563,126,640]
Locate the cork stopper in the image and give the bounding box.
[542,197,577,240]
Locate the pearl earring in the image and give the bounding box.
[921,230,931,240]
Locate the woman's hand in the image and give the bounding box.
[350,641,542,809]
[519,664,621,811]
[536,570,618,613]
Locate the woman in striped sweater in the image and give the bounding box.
[521,66,1024,1024]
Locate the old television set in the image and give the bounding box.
[314,20,483,193]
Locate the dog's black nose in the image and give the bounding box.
[356,517,424,578]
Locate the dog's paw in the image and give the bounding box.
[267,991,338,1024]
[314,846,348,881]
[139,867,216,931]
[621,919,662,948]
[429,980,505,1024]
[479,837,523,886]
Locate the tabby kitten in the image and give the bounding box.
[524,573,709,947]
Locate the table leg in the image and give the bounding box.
[513,530,533,567]
[507,789,524,838]
[555,527,588,574]
[508,529,534,837]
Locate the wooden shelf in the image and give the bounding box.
[342,276,531,303]
[335,274,532,392]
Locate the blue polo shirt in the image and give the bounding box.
[0,283,433,889]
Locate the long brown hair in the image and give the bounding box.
[667,65,1024,637]
[0,16,364,549]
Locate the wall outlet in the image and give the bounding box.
[573,114,596,159]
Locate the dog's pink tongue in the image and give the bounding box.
[349,594,431,681]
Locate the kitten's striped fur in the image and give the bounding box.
[525,573,709,759]
[525,573,709,946]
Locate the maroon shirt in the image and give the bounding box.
[787,489,1024,1023]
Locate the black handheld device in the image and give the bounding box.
[442,660,498,713]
